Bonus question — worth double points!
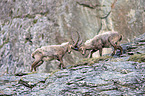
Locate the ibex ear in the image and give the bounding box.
[68,45,72,54]
[78,47,83,51]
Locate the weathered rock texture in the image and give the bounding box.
[0,0,144,73]
[0,34,145,95]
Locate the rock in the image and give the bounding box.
[0,0,145,95]
[15,72,29,76]
[127,54,145,62]
[120,54,127,57]
[0,0,144,73]
[18,79,36,88]
[139,39,145,42]
[126,45,138,50]
[137,42,145,46]
[0,54,145,95]
[127,52,134,55]
[136,51,143,54]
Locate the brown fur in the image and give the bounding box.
[78,31,123,58]
[31,42,72,72]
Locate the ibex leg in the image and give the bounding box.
[112,45,117,56]
[88,50,93,58]
[88,50,96,58]
[31,59,41,72]
[109,41,117,56]
[33,60,44,71]
[117,46,123,55]
[109,42,117,56]
[99,48,103,56]
[108,37,118,56]
[58,56,65,69]
[31,55,42,72]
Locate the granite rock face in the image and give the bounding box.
[0,0,144,73]
[0,34,145,95]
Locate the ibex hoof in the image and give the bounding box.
[111,53,115,56]
[59,65,66,69]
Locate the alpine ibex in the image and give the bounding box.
[76,31,123,58]
[31,32,80,72]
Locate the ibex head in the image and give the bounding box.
[71,32,123,58]
[71,31,89,55]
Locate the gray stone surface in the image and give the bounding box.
[0,34,145,95]
[0,1,145,95]
[0,0,144,73]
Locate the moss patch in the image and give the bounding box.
[0,38,9,49]
[127,54,145,63]
[14,14,35,19]
[33,19,38,24]
[69,56,112,69]
[81,55,111,64]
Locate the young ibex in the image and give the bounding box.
[76,31,123,58]
[31,32,80,72]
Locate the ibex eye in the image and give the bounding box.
[74,48,78,50]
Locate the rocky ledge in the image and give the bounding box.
[0,34,145,96]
